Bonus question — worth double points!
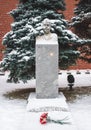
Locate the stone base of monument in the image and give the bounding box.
[26,92,77,130]
[27,92,67,112]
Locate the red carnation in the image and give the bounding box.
[40,113,48,124]
[40,112,70,125]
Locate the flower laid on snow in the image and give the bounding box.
[40,113,70,125]
[40,113,48,124]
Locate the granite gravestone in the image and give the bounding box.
[36,18,58,98]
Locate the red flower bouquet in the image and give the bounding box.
[40,113,70,125]
[40,113,48,124]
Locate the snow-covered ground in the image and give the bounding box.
[0,70,91,130]
[68,95,91,130]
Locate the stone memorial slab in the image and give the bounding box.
[36,34,58,98]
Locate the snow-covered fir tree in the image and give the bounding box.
[70,0,91,64]
[1,0,90,83]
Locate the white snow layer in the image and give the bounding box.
[0,70,91,130]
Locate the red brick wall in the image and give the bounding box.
[0,0,91,69]
[64,0,76,20]
[0,0,18,60]
[64,0,80,19]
